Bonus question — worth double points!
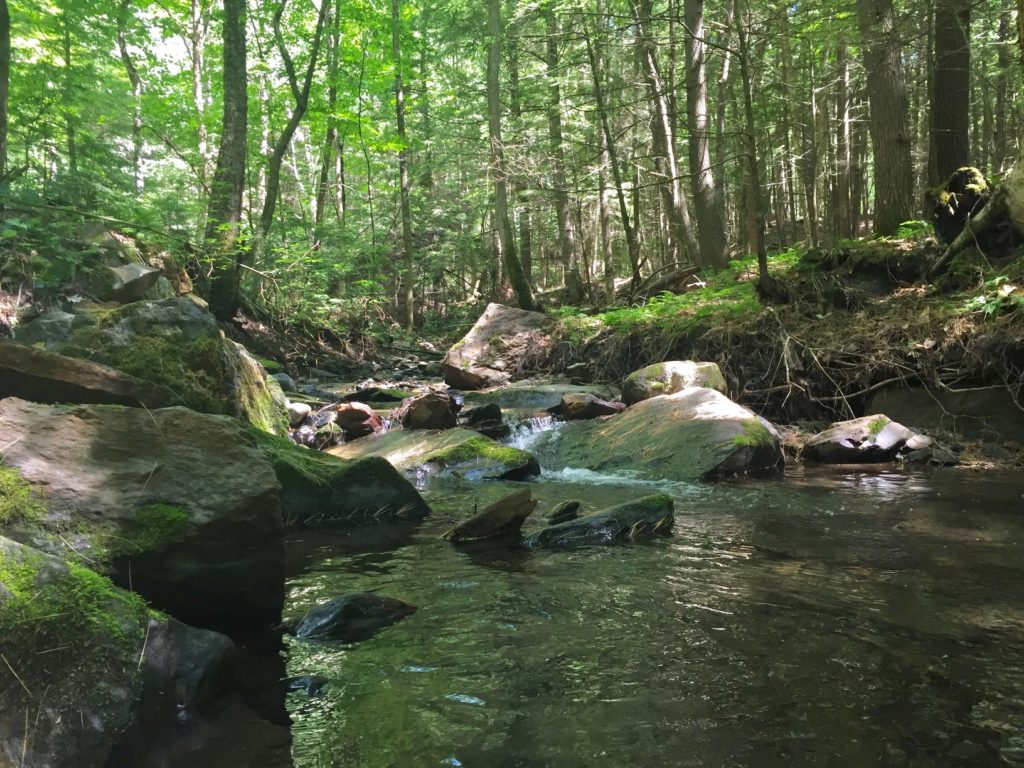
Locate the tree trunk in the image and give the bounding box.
[932,0,971,181]
[116,0,143,197]
[684,0,727,268]
[191,0,210,191]
[204,0,248,321]
[392,0,415,331]
[61,9,77,174]
[486,0,537,311]
[315,0,341,233]
[0,0,9,180]
[856,0,914,235]
[993,10,1011,174]
[833,39,852,238]
[734,0,766,270]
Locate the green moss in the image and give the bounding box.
[248,427,346,487]
[258,357,285,373]
[0,465,48,526]
[867,416,889,437]
[429,436,531,468]
[732,419,774,449]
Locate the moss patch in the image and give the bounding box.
[867,416,889,437]
[732,419,775,449]
[0,465,48,527]
[104,503,190,558]
[428,436,535,471]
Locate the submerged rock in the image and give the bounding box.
[284,675,329,696]
[802,414,915,463]
[392,390,458,430]
[294,593,416,642]
[327,427,540,481]
[441,303,552,389]
[546,500,581,525]
[0,398,285,634]
[622,360,727,405]
[0,537,235,768]
[526,494,674,549]
[249,429,429,527]
[531,387,783,481]
[442,489,538,543]
[0,338,181,408]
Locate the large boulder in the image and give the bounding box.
[248,429,429,527]
[525,494,674,549]
[442,303,552,389]
[0,339,182,408]
[0,398,285,634]
[0,537,235,768]
[15,297,289,435]
[391,391,458,430]
[622,361,727,405]
[530,387,783,481]
[328,427,540,481]
[802,414,915,463]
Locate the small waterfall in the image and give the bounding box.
[504,415,560,452]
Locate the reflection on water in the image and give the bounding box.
[286,467,1024,767]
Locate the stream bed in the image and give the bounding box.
[281,465,1024,767]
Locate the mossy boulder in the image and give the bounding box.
[530,387,783,481]
[622,361,727,405]
[0,536,234,768]
[464,382,617,411]
[0,338,181,408]
[0,398,285,634]
[801,414,915,463]
[328,427,540,481]
[16,296,289,435]
[248,429,429,527]
[525,494,674,549]
[441,303,552,389]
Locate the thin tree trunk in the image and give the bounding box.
[191,0,210,190]
[392,0,415,330]
[487,0,537,311]
[834,39,852,238]
[0,0,10,180]
[61,9,77,173]
[993,10,1011,174]
[116,0,143,196]
[204,0,248,320]
[315,0,340,232]
[734,0,767,274]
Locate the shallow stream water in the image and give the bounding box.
[280,462,1024,768]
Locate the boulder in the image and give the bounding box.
[441,303,552,389]
[802,414,915,463]
[340,385,410,404]
[293,593,416,642]
[333,401,383,439]
[530,387,783,481]
[622,361,727,405]
[526,494,674,549]
[464,382,616,411]
[288,401,312,427]
[0,537,234,768]
[273,372,298,392]
[0,398,285,634]
[442,489,538,543]
[462,403,502,424]
[19,297,290,435]
[13,308,77,347]
[328,427,540,481]
[99,263,163,304]
[391,391,458,430]
[552,392,626,421]
[0,339,181,408]
[249,429,429,527]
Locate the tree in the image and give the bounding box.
[204,0,248,320]
[0,0,9,180]
[857,0,914,235]
[931,0,971,182]
[392,0,415,330]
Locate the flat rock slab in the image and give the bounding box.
[0,398,285,634]
[0,338,182,408]
[530,387,783,481]
[328,427,539,481]
[442,303,552,389]
[802,414,915,463]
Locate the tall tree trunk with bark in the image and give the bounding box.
[392,0,415,330]
[0,0,9,180]
[61,8,77,173]
[856,0,914,234]
[487,0,537,311]
[932,0,971,181]
[315,0,340,233]
[684,0,727,268]
[191,0,211,191]
[204,0,248,320]
[116,0,143,196]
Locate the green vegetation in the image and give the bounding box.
[429,436,534,470]
[0,465,47,526]
[733,420,775,450]
[867,417,889,438]
[114,503,190,556]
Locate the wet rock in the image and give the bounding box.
[284,675,329,696]
[462,402,502,425]
[341,385,410,404]
[294,593,416,642]
[328,427,540,481]
[288,401,312,427]
[250,429,429,527]
[470,420,512,440]
[622,360,727,405]
[546,500,581,525]
[465,382,616,411]
[0,398,285,634]
[273,372,298,392]
[13,308,78,347]
[442,489,538,543]
[441,303,552,389]
[334,401,383,439]
[314,421,344,449]
[552,392,626,421]
[392,391,458,430]
[530,387,783,482]
[0,537,235,768]
[0,338,181,408]
[803,414,915,463]
[526,494,674,549]
[903,444,960,466]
